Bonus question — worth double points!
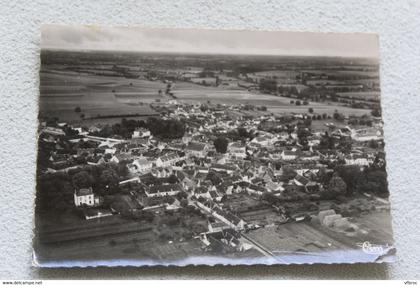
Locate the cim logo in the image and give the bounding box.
[357,241,389,255]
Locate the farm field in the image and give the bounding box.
[40,68,372,124]
[171,81,371,116]
[39,70,164,123]
[336,91,380,101]
[246,210,393,258]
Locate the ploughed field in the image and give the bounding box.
[39,69,371,124]
[39,70,163,123]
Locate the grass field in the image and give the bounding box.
[39,69,372,125]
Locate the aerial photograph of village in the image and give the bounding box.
[34,26,395,266]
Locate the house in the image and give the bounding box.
[210,163,238,174]
[145,183,183,197]
[228,142,246,159]
[208,221,229,233]
[281,150,298,161]
[245,184,266,196]
[251,135,275,147]
[132,128,151,138]
[185,142,208,158]
[293,174,310,186]
[74,187,98,207]
[345,154,373,166]
[351,128,382,142]
[151,167,174,178]
[130,158,153,173]
[266,181,284,193]
[155,152,181,167]
[305,181,320,193]
[41,126,65,136]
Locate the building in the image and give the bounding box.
[132,128,151,138]
[281,150,299,161]
[155,152,181,167]
[185,142,208,158]
[74,187,97,207]
[228,142,246,159]
[131,158,153,173]
[345,154,373,166]
[145,183,183,197]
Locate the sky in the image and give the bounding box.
[41,25,379,58]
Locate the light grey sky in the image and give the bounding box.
[41,25,379,58]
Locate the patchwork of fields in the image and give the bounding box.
[39,69,372,124]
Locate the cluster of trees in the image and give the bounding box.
[258,79,277,93]
[36,163,128,214]
[92,117,185,140]
[348,115,373,126]
[333,110,345,121]
[145,117,185,139]
[335,165,389,196]
[213,136,229,153]
[318,131,352,153]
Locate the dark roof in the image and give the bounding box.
[294,175,310,185]
[75,187,93,196]
[185,142,207,152]
[147,183,182,194]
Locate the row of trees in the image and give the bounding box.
[92,117,186,140]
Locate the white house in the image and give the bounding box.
[251,135,275,147]
[74,187,98,207]
[228,142,246,159]
[132,128,151,138]
[145,183,183,197]
[281,150,298,161]
[131,158,153,173]
[155,152,182,167]
[345,155,373,166]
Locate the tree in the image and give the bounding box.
[206,171,222,185]
[177,191,188,200]
[74,106,81,113]
[100,168,119,189]
[237,127,251,139]
[282,166,297,181]
[335,165,363,194]
[167,174,178,184]
[371,108,381,117]
[295,100,301,106]
[308,107,314,113]
[180,199,189,208]
[214,137,228,153]
[72,171,94,189]
[259,79,277,93]
[357,170,389,196]
[368,139,379,149]
[333,111,345,121]
[328,173,347,195]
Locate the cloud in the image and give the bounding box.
[41,25,379,58]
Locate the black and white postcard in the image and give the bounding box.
[34,25,395,267]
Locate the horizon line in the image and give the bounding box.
[41,47,379,61]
